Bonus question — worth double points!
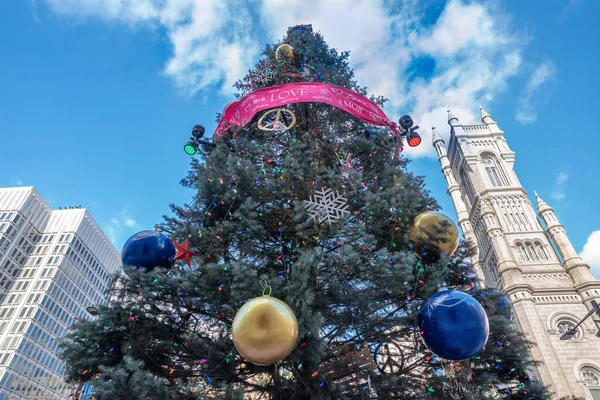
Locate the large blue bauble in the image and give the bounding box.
[121,230,176,272]
[419,289,489,361]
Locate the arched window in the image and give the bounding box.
[581,366,600,399]
[582,367,600,386]
[460,168,476,203]
[481,155,508,187]
[535,242,547,260]
[515,243,526,261]
[524,242,537,261]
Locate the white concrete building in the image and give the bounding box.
[0,187,120,399]
[433,108,600,399]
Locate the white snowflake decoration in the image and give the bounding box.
[304,188,350,225]
[253,68,274,85]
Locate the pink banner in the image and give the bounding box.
[214,82,402,140]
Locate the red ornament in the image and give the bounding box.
[172,238,198,266]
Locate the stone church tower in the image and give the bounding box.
[432,107,600,399]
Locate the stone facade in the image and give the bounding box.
[432,108,600,399]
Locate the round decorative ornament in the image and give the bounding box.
[275,44,295,62]
[232,291,298,365]
[121,230,176,272]
[408,211,459,259]
[418,289,489,361]
[480,289,512,317]
[257,108,296,132]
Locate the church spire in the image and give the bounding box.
[431,126,444,145]
[447,109,459,126]
[534,190,553,215]
[479,105,495,124]
[535,190,598,291]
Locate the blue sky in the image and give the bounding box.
[1,0,600,275]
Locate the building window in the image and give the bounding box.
[515,243,525,260]
[535,242,548,260]
[524,242,537,261]
[582,368,600,386]
[460,168,476,203]
[481,155,508,187]
[581,366,600,399]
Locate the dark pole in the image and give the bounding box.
[560,300,600,340]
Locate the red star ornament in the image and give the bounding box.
[172,238,198,267]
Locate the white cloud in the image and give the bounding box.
[551,171,568,201]
[561,0,581,20]
[105,208,138,244]
[44,0,259,96]
[11,178,24,186]
[516,60,556,124]
[259,0,530,157]
[29,0,41,22]
[581,230,600,279]
[43,0,548,156]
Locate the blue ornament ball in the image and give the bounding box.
[121,230,176,272]
[481,289,512,316]
[419,289,489,361]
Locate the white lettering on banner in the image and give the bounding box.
[340,100,364,114]
[312,96,333,102]
[270,89,306,101]
[367,102,381,113]
[369,112,385,123]
[331,87,343,94]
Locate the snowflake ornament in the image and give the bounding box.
[252,68,274,85]
[304,188,350,225]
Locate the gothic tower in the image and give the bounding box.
[433,107,600,399]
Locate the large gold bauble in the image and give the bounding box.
[232,295,299,365]
[408,211,459,258]
[275,44,295,62]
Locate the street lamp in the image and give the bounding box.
[184,141,197,155]
[398,115,421,147]
[560,300,600,340]
[184,125,216,155]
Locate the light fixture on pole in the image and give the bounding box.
[398,115,421,147]
[184,124,216,155]
[407,131,421,147]
[184,141,197,155]
[560,300,600,340]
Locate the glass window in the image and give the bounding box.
[582,366,600,399]
[481,155,508,187]
[535,243,547,260]
[524,243,536,261]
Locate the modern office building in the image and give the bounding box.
[0,187,120,399]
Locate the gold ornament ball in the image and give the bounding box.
[232,295,299,365]
[408,211,459,258]
[275,44,295,62]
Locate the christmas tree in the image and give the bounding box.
[60,25,551,400]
